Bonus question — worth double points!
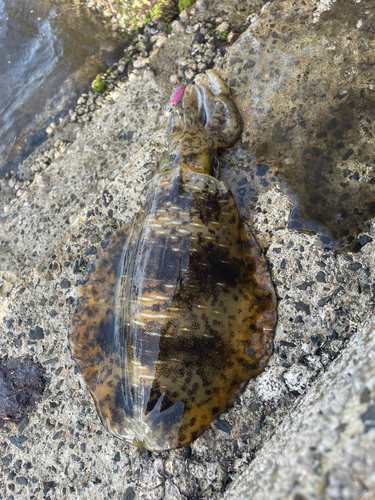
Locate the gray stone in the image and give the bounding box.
[0,0,374,498]
[225,315,375,499]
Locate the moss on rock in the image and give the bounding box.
[178,0,195,13]
[150,0,179,22]
[92,75,107,94]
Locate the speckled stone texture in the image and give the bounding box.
[0,79,172,274]
[84,0,178,32]
[0,0,374,499]
[225,314,375,499]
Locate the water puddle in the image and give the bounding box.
[222,85,375,253]
[249,88,375,253]
[223,125,375,254]
[222,143,339,251]
[222,0,375,253]
[0,0,127,175]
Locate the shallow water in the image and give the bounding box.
[0,0,127,176]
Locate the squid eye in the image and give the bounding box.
[171,85,186,106]
[201,108,207,127]
[212,156,220,179]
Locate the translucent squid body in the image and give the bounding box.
[70,70,277,451]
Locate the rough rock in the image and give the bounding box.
[225,314,375,499]
[0,79,171,274]
[84,0,178,34]
[0,0,374,499]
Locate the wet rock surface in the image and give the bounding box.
[0,80,170,274]
[0,0,374,499]
[222,0,375,251]
[0,356,45,425]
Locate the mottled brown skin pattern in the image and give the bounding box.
[70,71,277,451]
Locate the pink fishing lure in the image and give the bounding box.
[171,85,186,105]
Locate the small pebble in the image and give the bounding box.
[128,72,140,83]
[170,74,180,84]
[77,96,87,105]
[185,69,195,80]
[154,34,167,48]
[196,0,207,12]
[348,262,362,272]
[172,20,184,32]
[133,57,148,69]
[216,22,230,33]
[358,235,373,247]
[179,10,188,23]
[316,271,326,283]
[226,32,237,43]
[45,126,54,135]
[143,69,155,80]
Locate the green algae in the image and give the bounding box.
[221,31,228,42]
[178,0,194,13]
[92,75,107,94]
